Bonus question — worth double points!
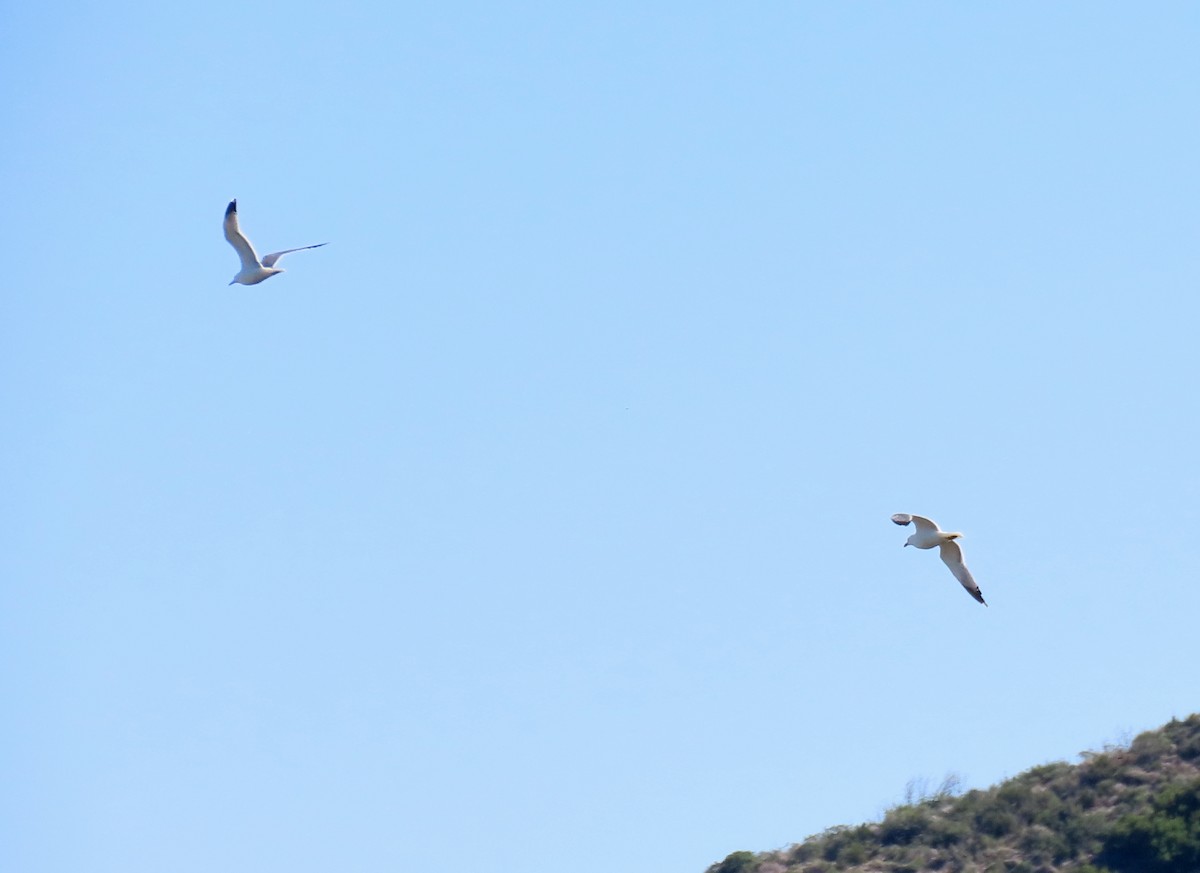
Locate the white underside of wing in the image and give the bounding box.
[938,541,980,594]
[224,213,262,271]
[262,243,327,268]
[908,514,940,536]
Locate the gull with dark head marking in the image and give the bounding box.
[224,199,326,285]
[891,513,987,606]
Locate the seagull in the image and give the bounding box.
[223,199,326,285]
[891,513,987,606]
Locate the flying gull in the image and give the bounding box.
[223,199,326,285]
[891,513,987,606]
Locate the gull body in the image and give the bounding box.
[891,513,987,606]
[223,199,326,285]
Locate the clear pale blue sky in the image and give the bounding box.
[4,3,1199,872]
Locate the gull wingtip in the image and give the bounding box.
[225,199,237,215]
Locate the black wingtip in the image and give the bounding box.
[226,199,237,216]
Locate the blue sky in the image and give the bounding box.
[4,3,1199,872]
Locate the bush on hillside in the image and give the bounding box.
[706,850,760,873]
[1097,779,1200,873]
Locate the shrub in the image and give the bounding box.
[1060,810,1109,859]
[1096,779,1200,873]
[926,815,971,848]
[818,827,858,863]
[1025,761,1074,792]
[1177,733,1200,763]
[975,804,1019,838]
[878,805,931,846]
[706,851,760,873]
[786,841,817,864]
[1132,731,1174,768]
[996,781,1035,813]
[1164,715,1200,755]
[1080,753,1120,787]
[833,840,866,866]
[1019,824,1069,863]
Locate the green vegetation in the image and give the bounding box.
[705,851,761,873]
[1098,778,1200,872]
[706,714,1200,873]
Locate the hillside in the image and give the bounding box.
[707,714,1200,873]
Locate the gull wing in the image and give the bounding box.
[262,243,327,268]
[891,513,940,536]
[223,200,260,270]
[938,540,987,606]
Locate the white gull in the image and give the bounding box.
[891,513,987,606]
[224,199,326,285]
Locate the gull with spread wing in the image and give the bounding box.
[224,199,326,285]
[891,513,987,606]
